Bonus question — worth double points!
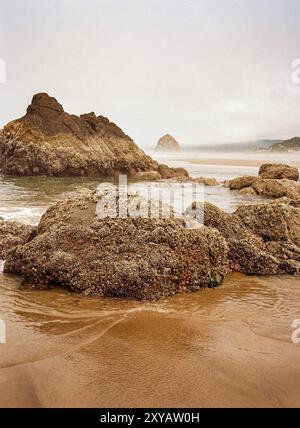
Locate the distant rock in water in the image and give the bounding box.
[155,134,180,151]
[0,93,175,178]
[193,176,219,186]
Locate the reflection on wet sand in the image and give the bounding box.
[1,272,299,407]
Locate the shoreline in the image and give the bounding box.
[186,157,300,168]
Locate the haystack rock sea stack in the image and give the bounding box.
[0,93,180,179]
[155,134,180,151]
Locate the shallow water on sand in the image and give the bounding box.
[1,272,300,407]
[149,150,300,181]
[0,172,269,225]
[0,153,300,407]
[0,175,108,225]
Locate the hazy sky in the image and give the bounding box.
[0,0,300,147]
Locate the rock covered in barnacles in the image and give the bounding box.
[0,93,185,181]
[193,176,219,186]
[4,190,229,300]
[0,218,36,260]
[259,163,299,181]
[186,200,300,275]
[226,176,300,200]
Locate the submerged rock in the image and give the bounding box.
[194,176,219,186]
[225,176,258,190]
[155,134,180,151]
[4,191,229,300]
[0,93,179,180]
[258,163,299,181]
[0,218,36,260]
[134,166,189,182]
[158,164,189,180]
[186,200,300,275]
[133,171,162,181]
[226,176,300,200]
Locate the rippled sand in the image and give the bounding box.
[1,272,300,407]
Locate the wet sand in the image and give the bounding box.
[187,157,300,168]
[148,150,300,182]
[1,272,300,408]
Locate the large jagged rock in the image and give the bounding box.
[0,93,178,179]
[155,134,180,151]
[186,200,300,275]
[4,191,229,300]
[259,163,299,181]
[0,218,36,260]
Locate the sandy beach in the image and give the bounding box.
[1,272,300,408]
[187,156,300,168]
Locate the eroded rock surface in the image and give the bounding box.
[0,93,179,180]
[259,163,299,181]
[0,218,36,260]
[226,176,300,200]
[186,200,300,275]
[194,177,219,186]
[4,191,229,300]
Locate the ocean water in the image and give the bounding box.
[2,150,297,225]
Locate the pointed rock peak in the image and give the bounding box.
[156,134,180,151]
[27,93,64,114]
